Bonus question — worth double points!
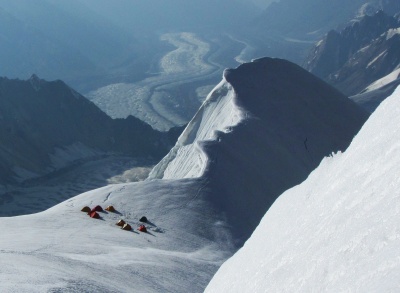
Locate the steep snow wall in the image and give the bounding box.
[206,85,400,292]
[148,80,243,179]
[150,57,368,243]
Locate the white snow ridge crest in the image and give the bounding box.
[148,79,244,180]
[206,86,400,292]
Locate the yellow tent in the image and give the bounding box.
[105,205,116,212]
[122,223,132,231]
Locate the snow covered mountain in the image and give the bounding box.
[238,0,400,64]
[0,58,368,292]
[205,84,400,293]
[149,57,368,242]
[305,10,400,100]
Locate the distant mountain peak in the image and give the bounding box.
[0,76,180,185]
[28,74,44,91]
[305,9,400,98]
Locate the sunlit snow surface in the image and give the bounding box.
[0,180,232,293]
[0,57,367,292]
[0,78,241,293]
[149,79,243,179]
[363,68,400,92]
[351,68,400,112]
[206,86,400,292]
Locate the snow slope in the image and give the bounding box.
[206,85,400,292]
[0,180,234,293]
[0,58,367,292]
[350,68,400,112]
[152,57,368,242]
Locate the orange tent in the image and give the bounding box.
[122,223,132,231]
[105,205,116,212]
[116,220,126,226]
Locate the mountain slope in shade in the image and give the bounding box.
[255,0,399,38]
[0,76,178,184]
[305,10,400,96]
[206,85,400,293]
[350,68,400,112]
[230,0,400,66]
[0,58,368,292]
[330,28,400,95]
[150,57,369,242]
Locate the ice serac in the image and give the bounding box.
[206,85,400,293]
[150,57,369,242]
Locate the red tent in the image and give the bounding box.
[138,225,147,232]
[89,211,100,219]
[91,205,103,212]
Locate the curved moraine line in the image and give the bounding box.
[86,32,224,131]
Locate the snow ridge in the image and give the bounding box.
[206,85,400,292]
[148,78,243,179]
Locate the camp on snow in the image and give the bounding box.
[91,205,103,212]
[116,219,126,226]
[122,223,132,231]
[105,205,116,212]
[89,211,100,219]
[138,225,147,232]
[81,206,91,213]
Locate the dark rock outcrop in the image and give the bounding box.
[0,75,181,184]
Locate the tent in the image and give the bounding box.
[122,223,132,231]
[89,211,100,219]
[139,216,148,223]
[81,206,91,213]
[116,220,126,226]
[91,205,103,212]
[138,225,147,232]
[105,205,116,212]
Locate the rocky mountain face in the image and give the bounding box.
[305,10,400,96]
[239,0,399,64]
[0,76,180,184]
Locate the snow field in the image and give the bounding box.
[0,179,234,293]
[206,86,400,292]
